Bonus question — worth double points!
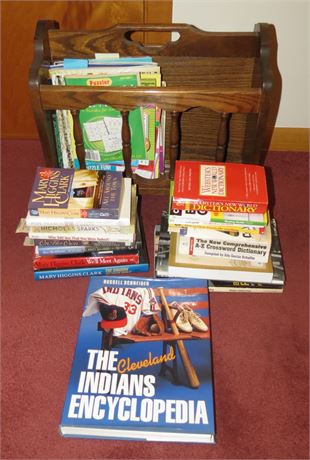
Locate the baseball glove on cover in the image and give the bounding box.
[132,314,165,336]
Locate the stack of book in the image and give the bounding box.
[17,167,149,280]
[48,54,165,177]
[155,160,285,291]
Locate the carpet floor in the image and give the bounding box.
[1,140,309,459]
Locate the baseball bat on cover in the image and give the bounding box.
[159,287,200,389]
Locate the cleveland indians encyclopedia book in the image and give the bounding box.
[59,276,215,443]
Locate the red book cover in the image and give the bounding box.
[33,252,139,270]
[172,161,268,213]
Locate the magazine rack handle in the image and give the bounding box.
[109,23,225,56]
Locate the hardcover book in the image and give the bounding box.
[28,167,123,219]
[172,161,268,214]
[207,278,284,293]
[176,219,272,263]
[33,236,148,280]
[208,218,285,291]
[169,181,267,229]
[59,276,215,443]
[33,249,139,270]
[155,212,282,290]
[169,232,273,283]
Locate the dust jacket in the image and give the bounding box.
[172,160,268,214]
[59,276,215,443]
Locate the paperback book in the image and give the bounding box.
[59,276,215,443]
[26,177,132,227]
[172,161,268,214]
[21,184,137,244]
[66,73,146,165]
[32,236,140,256]
[33,216,148,280]
[50,57,161,170]
[28,167,123,219]
[33,236,148,280]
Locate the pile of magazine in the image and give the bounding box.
[48,54,166,178]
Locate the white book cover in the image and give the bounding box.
[168,234,273,283]
[176,220,272,263]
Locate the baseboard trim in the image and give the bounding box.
[270,128,309,152]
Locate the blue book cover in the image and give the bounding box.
[59,276,215,443]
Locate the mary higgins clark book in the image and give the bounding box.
[59,276,215,443]
[28,167,123,219]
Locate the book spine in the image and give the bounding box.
[169,211,266,228]
[33,253,139,270]
[168,223,264,235]
[171,198,267,214]
[33,261,149,280]
[208,282,284,293]
[36,245,137,256]
[52,113,64,167]
[96,172,122,219]
[178,235,270,263]
[30,207,119,219]
[33,239,134,248]
[28,221,132,232]
[86,162,125,171]
[29,231,135,243]
[26,216,127,228]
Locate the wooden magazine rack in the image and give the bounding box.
[29,21,281,194]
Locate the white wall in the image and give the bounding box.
[173,0,310,128]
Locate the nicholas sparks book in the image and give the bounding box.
[28,167,123,219]
[59,276,215,443]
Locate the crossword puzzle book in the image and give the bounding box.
[59,276,215,443]
[65,73,146,166]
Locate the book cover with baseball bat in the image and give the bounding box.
[60,276,215,443]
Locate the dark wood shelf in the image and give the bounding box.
[29,21,281,195]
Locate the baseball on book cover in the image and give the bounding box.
[60,276,215,443]
[172,161,268,213]
[28,167,123,219]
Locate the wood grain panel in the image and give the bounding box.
[270,128,309,152]
[1,0,172,139]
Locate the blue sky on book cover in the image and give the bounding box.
[60,276,215,441]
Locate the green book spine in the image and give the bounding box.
[52,113,64,168]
